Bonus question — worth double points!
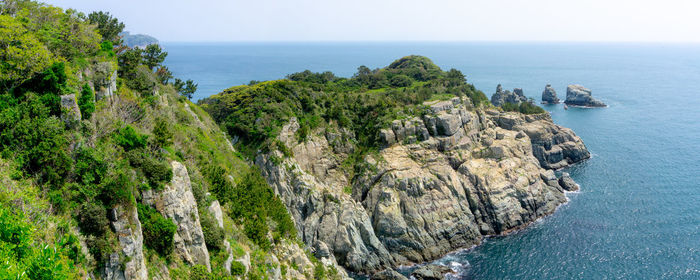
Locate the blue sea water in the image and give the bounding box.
[163,42,700,279]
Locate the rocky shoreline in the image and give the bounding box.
[256,96,591,278]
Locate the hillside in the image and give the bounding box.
[0,2,336,279]
[202,55,590,277]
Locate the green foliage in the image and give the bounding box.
[199,211,224,252]
[501,101,545,115]
[114,125,148,150]
[174,78,198,100]
[203,164,235,204]
[87,11,125,44]
[78,203,108,237]
[78,83,95,119]
[190,264,211,280]
[0,14,54,91]
[126,149,172,190]
[389,74,412,87]
[230,261,246,276]
[153,117,172,147]
[0,206,77,279]
[142,44,167,70]
[227,168,295,249]
[138,203,176,256]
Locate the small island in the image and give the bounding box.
[565,84,607,107]
[541,84,560,104]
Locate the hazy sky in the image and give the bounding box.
[45,0,700,42]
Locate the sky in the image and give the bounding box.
[44,0,700,42]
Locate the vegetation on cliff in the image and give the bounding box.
[201,55,491,158]
[0,1,318,279]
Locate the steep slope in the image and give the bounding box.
[204,56,590,276]
[0,2,339,279]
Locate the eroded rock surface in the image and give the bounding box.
[541,84,560,104]
[105,205,148,280]
[142,161,211,271]
[491,84,528,106]
[256,97,589,275]
[565,84,606,107]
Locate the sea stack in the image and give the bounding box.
[565,85,607,107]
[491,84,528,106]
[541,84,560,104]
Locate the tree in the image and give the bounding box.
[78,84,95,120]
[0,15,54,92]
[117,48,143,77]
[142,44,167,70]
[155,66,173,84]
[87,11,124,44]
[174,78,197,100]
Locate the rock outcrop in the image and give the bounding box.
[105,205,148,280]
[411,264,454,280]
[142,161,211,271]
[256,96,590,276]
[565,84,606,107]
[60,94,81,126]
[491,84,528,106]
[541,84,560,104]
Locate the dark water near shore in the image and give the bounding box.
[164,42,700,279]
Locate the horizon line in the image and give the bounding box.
[159,40,700,45]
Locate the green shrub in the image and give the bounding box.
[114,125,148,150]
[153,117,173,148]
[126,149,172,190]
[200,211,224,252]
[138,203,176,256]
[501,101,545,115]
[204,164,234,204]
[389,74,412,87]
[78,83,95,120]
[230,261,246,276]
[99,167,134,207]
[190,264,211,280]
[78,203,108,237]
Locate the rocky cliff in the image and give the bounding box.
[541,84,560,104]
[491,84,528,106]
[256,96,589,275]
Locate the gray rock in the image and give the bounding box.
[208,200,224,228]
[107,205,148,280]
[411,264,454,280]
[435,112,461,136]
[60,94,81,125]
[491,84,528,106]
[143,161,211,271]
[371,268,408,280]
[565,85,606,107]
[541,84,560,104]
[559,172,580,191]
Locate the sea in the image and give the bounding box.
[163,42,700,279]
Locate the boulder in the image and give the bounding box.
[541,84,560,104]
[565,85,606,107]
[371,268,408,280]
[435,112,462,136]
[207,200,224,228]
[411,264,454,280]
[559,172,580,191]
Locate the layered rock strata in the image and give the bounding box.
[256,96,590,276]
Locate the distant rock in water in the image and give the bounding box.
[565,84,606,107]
[119,31,159,48]
[541,84,560,104]
[491,84,528,106]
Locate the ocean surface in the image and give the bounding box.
[163,42,700,279]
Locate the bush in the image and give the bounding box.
[114,125,148,150]
[501,101,545,115]
[190,264,211,280]
[153,117,172,148]
[99,167,134,207]
[389,74,412,87]
[126,149,172,190]
[78,203,108,237]
[200,211,224,252]
[138,203,176,256]
[78,83,95,120]
[230,261,246,276]
[204,164,234,204]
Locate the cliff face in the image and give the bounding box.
[257,96,589,274]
